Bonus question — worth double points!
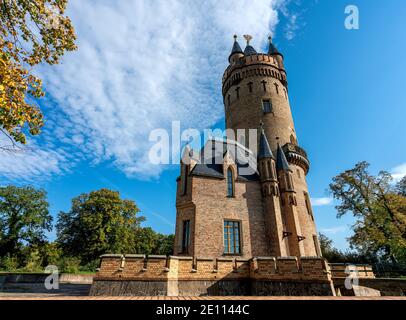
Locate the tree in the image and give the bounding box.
[0,0,77,147]
[133,227,174,256]
[329,162,406,263]
[155,233,174,256]
[56,189,145,264]
[396,176,406,197]
[0,185,52,259]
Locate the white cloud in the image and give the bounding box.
[0,0,285,182]
[311,197,333,207]
[0,143,72,183]
[320,226,347,235]
[391,163,406,182]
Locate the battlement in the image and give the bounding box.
[329,263,375,279]
[222,55,288,96]
[95,255,332,282]
[223,54,280,80]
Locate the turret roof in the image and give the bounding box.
[276,144,291,172]
[258,128,274,160]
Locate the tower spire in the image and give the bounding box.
[228,35,244,63]
[276,143,291,172]
[258,123,274,159]
[268,35,282,56]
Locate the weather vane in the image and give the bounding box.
[243,34,252,45]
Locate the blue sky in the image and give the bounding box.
[0,0,405,251]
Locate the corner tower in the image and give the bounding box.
[222,35,320,257]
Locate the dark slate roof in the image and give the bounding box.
[276,144,291,172]
[268,42,280,55]
[228,40,244,63]
[230,40,243,56]
[244,45,257,56]
[268,36,283,57]
[190,139,259,182]
[258,130,274,160]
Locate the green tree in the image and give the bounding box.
[155,233,174,256]
[56,189,145,264]
[0,0,77,147]
[133,227,174,256]
[396,176,406,197]
[0,185,52,259]
[329,162,406,263]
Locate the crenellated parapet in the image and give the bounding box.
[95,254,332,282]
[222,54,288,97]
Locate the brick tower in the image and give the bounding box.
[174,35,321,258]
[91,34,338,297]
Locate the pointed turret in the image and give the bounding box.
[268,36,282,56]
[258,126,274,160]
[268,36,285,70]
[243,34,257,56]
[229,35,244,64]
[276,144,291,172]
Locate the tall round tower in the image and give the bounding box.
[222,35,320,257]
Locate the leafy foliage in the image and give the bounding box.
[329,162,406,263]
[0,185,52,259]
[134,227,174,256]
[0,0,77,146]
[56,189,145,264]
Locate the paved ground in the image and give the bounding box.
[1,295,406,300]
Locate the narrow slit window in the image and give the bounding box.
[227,168,235,197]
[182,220,190,253]
[304,192,313,219]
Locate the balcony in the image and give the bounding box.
[282,143,310,174]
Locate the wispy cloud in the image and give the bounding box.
[320,226,347,235]
[311,197,333,207]
[391,162,406,182]
[0,0,284,182]
[276,0,305,40]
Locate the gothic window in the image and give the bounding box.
[304,192,313,219]
[228,94,231,107]
[283,88,288,99]
[297,169,301,179]
[236,87,240,99]
[227,167,235,197]
[262,100,272,114]
[224,220,241,254]
[182,220,191,253]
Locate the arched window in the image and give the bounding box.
[227,167,235,197]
